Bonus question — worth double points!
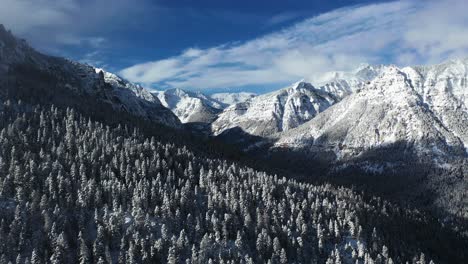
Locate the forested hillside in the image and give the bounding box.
[0,100,466,263]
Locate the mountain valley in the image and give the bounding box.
[0,23,467,264]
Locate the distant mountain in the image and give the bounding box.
[274,62,468,163]
[271,61,468,221]
[212,81,337,137]
[0,24,181,128]
[210,66,388,138]
[154,88,223,123]
[210,92,256,105]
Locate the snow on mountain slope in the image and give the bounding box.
[316,64,390,99]
[154,88,223,123]
[212,81,337,137]
[0,25,180,128]
[94,69,181,127]
[401,58,468,151]
[210,92,256,106]
[274,65,468,162]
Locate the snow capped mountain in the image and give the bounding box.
[95,69,181,127]
[401,58,468,150]
[316,64,390,99]
[154,88,224,123]
[0,25,180,128]
[210,65,390,138]
[210,92,256,105]
[274,64,468,164]
[212,81,337,136]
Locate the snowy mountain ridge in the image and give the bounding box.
[210,64,393,138]
[212,81,338,137]
[0,24,181,128]
[274,62,468,164]
[210,92,256,105]
[315,64,391,99]
[153,88,224,123]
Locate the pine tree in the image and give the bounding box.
[280,248,287,264]
[31,249,41,264]
[167,245,178,264]
[78,231,91,264]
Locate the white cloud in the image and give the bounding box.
[401,0,468,64]
[120,0,468,90]
[0,0,74,34]
[0,0,152,55]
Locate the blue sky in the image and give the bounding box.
[1,0,468,94]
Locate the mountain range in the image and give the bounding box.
[3,20,466,173]
[147,59,467,221]
[1,23,467,231]
[275,63,468,163]
[0,24,467,263]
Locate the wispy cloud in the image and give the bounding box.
[266,12,305,27]
[120,0,468,90]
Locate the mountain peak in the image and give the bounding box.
[166,87,192,98]
[212,80,337,136]
[292,80,315,91]
[377,65,403,78]
[155,88,224,123]
[363,66,416,96]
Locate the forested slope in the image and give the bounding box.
[0,100,466,263]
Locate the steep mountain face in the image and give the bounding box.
[154,88,223,123]
[401,59,468,151]
[212,81,337,137]
[210,92,256,105]
[274,66,467,163]
[0,25,180,128]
